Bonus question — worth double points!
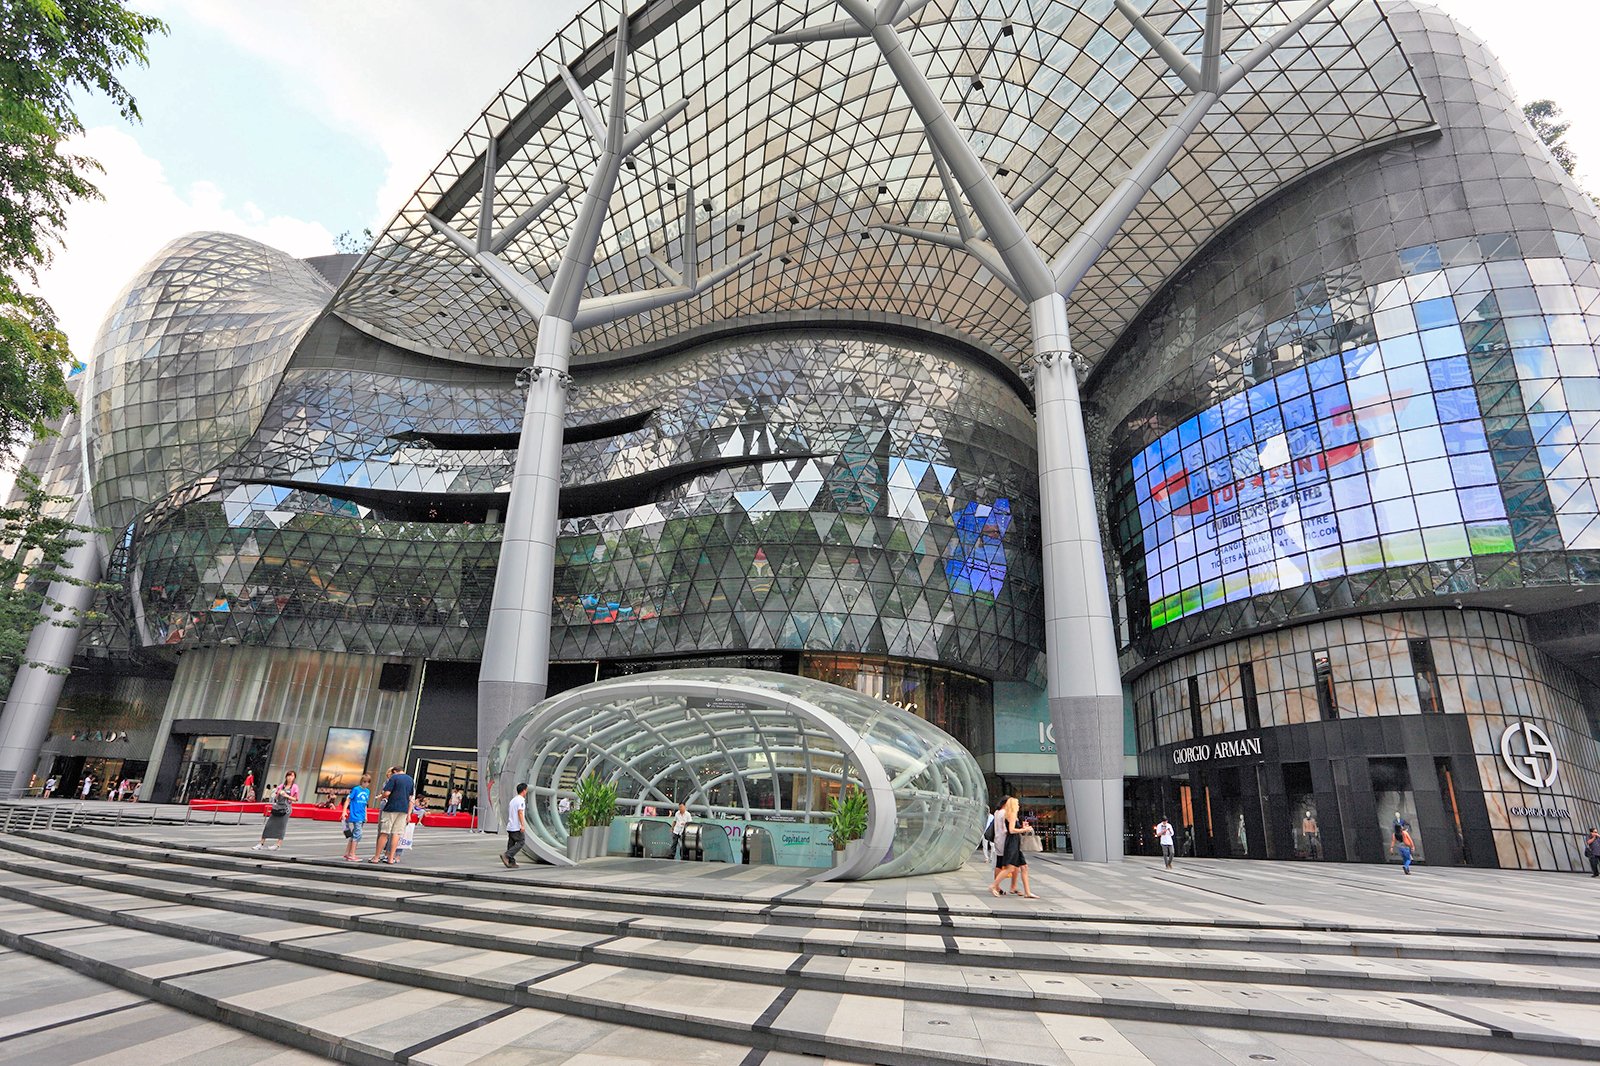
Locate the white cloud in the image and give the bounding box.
[147,0,585,231]
[1431,0,1600,189]
[34,126,335,361]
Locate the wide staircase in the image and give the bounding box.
[0,825,1598,1064]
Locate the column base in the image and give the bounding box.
[1050,694,1125,863]
[477,678,547,834]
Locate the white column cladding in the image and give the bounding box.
[0,495,104,797]
[477,316,573,832]
[1030,293,1125,863]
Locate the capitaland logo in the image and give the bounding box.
[1147,399,1405,518]
[1500,721,1559,789]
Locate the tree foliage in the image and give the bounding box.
[334,228,373,255]
[1524,98,1578,177]
[0,0,165,453]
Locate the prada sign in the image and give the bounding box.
[1171,735,1264,766]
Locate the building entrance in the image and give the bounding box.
[151,719,278,803]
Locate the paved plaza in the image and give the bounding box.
[0,809,1597,1064]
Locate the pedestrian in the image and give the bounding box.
[446,788,462,816]
[1390,819,1415,874]
[989,796,1038,898]
[253,771,300,851]
[340,773,371,862]
[371,765,416,864]
[1154,815,1176,869]
[43,775,57,799]
[501,782,528,869]
[671,801,691,859]
[398,796,425,856]
[981,794,1008,867]
[79,775,93,800]
[241,770,256,802]
[1584,828,1600,878]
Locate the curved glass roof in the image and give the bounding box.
[332,0,1432,370]
[491,668,986,879]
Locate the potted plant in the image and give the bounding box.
[827,786,868,868]
[564,804,587,861]
[575,773,617,859]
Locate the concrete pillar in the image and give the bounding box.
[0,495,103,798]
[477,317,573,832]
[1031,293,1125,862]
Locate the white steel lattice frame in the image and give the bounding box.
[328,0,1434,852]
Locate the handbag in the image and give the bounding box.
[1021,832,1043,853]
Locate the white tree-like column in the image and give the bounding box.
[768,0,1334,861]
[430,7,759,830]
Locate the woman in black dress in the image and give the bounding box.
[988,796,1038,897]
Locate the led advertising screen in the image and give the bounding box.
[1133,329,1512,629]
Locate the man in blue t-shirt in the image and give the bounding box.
[372,766,415,864]
[340,773,372,862]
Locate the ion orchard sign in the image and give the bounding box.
[1171,736,1263,766]
[1499,721,1559,789]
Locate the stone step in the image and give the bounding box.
[46,825,1600,969]
[3,837,1600,1060]
[0,894,923,1065]
[5,829,1598,1006]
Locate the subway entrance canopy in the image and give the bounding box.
[490,670,986,879]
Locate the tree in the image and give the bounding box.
[0,0,166,453]
[1524,98,1578,177]
[335,227,373,254]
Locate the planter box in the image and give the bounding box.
[566,834,583,862]
[583,824,610,860]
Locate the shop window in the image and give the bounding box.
[1240,661,1261,731]
[1283,762,1322,859]
[1313,650,1338,720]
[1187,675,1203,740]
[1409,638,1445,714]
[1370,756,1424,864]
[1435,757,1469,865]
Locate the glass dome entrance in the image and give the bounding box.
[489,668,986,880]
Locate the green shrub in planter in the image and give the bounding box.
[575,772,617,830]
[827,786,868,851]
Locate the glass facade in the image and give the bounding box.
[1128,326,1510,631]
[107,329,1043,685]
[1104,2,1600,872]
[86,233,332,538]
[334,0,1429,370]
[8,0,1598,872]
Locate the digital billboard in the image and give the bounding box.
[1132,321,1512,629]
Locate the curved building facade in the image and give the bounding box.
[1100,3,1600,870]
[4,0,1598,871]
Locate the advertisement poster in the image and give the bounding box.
[316,727,373,795]
[1132,340,1511,628]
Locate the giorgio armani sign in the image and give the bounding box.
[1171,736,1264,766]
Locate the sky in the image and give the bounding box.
[28,0,1600,369]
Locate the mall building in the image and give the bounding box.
[1,0,1597,870]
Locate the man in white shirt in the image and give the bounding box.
[1154,817,1176,869]
[671,802,691,860]
[501,782,528,869]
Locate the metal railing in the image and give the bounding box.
[0,802,85,834]
[0,801,199,833]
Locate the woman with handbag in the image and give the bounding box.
[988,796,1039,898]
[253,770,299,851]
